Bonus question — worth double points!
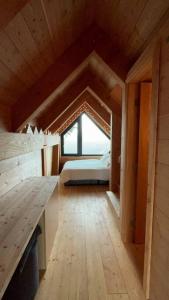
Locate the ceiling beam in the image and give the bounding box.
[12,25,127,132]
[55,101,110,136]
[37,71,90,130]
[88,76,122,116]
[36,70,121,131]
[48,89,110,133]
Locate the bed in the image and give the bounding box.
[60,152,110,186]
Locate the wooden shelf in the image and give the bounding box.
[0,176,58,298]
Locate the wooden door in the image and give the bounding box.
[135,83,152,243]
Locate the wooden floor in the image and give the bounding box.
[36,183,146,300]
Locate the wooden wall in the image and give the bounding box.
[110,114,121,195]
[0,103,11,132]
[149,34,169,300]
[135,83,152,244]
[0,132,59,197]
[0,150,42,197]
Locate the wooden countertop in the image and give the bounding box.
[0,176,58,299]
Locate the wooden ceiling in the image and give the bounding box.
[0,0,168,132]
[52,90,111,136]
[96,0,169,62]
[0,0,93,106]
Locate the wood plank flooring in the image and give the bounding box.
[35,183,146,300]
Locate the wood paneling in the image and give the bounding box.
[54,102,110,136]
[0,1,29,30]
[135,83,152,244]
[110,114,121,194]
[0,1,168,114]
[0,133,44,160]
[0,30,37,87]
[37,71,120,132]
[5,13,49,79]
[42,0,93,57]
[0,104,11,132]
[0,132,59,161]
[143,44,160,299]
[149,34,169,300]
[12,28,126,131]
[22,0,55,66]
[37,72,89,130]
[96,0,169,62]
[120,83,139,242]
[48,90,110,133]
[0,0,93,109]
[0,150,42,197]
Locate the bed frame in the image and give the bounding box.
[64,179,109,186]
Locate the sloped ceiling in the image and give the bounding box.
[0,0,168,132]
[47,89,111,133]
[55,99,110,136]
[13,50,123,132]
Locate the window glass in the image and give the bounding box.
[81,114,109,155]
[63,122,78,154]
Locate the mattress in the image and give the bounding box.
[60,159,110,184]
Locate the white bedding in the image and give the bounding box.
[60,159,110,183]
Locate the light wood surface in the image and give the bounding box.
[45,186,59,266]
[0,0,92,106]
[0,150,42,197]
[149,35,169,300]
[47,89,110,133]
[110,114,121,194]
[96,0,169,61]
[0,176,57,298]
[135,83,152,243]
[35,182,145,300]
[120,83,139,242]
[0,0,167,110]
[143,43,160,299]
[106,191,120,219]
[37,71,119,132]
[12,45,125,131]
[0,132,59,161]
[42,145,60,176]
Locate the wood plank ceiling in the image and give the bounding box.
[0,0,168,131]
[0,0,93,106]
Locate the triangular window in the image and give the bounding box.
[61,113,110,155]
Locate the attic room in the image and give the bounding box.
[0,0,169,299]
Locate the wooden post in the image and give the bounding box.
[110,113,121,195]
[52,144,60,175]
[120,83,139,242]
[135,83,152,243]
[143,43,160,299]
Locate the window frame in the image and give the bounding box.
[61,113,110,156]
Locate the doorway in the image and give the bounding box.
[120,43,160,300]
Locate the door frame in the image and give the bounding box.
[119,42,161,298]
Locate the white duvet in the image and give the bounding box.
[60,159,110,183]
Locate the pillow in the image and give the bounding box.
[101,151,110,167]
[107,161,111,168]
[101,151,110,162]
